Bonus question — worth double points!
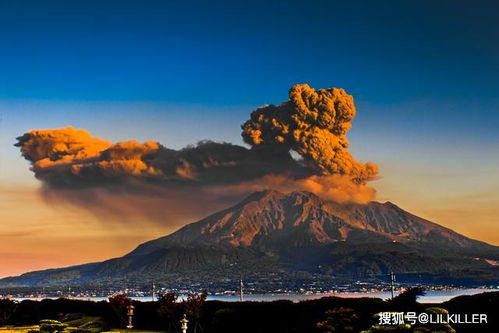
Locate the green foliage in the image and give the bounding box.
[412,307,455,333]
[316,307,360,333]
[423,307,448,315]
[39,320,66,333]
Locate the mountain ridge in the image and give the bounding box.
[1,190,498,288]
[130,189,490,255]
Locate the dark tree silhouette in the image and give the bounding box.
[390,287,425,308]
[0,299,16,325]
[108,294,131,328]
[182,291,207,333]
[157,292,179,332]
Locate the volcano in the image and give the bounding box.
[2,190,499,288]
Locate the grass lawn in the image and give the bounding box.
[0,316,165,333]
[0,326,39,333]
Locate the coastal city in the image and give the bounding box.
[2,279,497,301]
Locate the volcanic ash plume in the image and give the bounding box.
[242,84,378,184]
[15,127,298,187]
[15,127,162,186]
[15,84,379,224]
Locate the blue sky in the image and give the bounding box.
[1,0,498,103]
[1,0,498,182]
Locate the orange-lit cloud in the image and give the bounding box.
[242,84,378,184]
[16,128,299,187]
[210,174,376,204]
[14,84,378,225]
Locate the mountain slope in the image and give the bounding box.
[2,190,498,288]
[131,190,492,254]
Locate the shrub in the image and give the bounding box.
[39,319,67,333]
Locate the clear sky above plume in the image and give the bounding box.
[0,0,498,277]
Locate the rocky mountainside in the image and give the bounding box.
[2,190,498,288]
[131,190,483,254]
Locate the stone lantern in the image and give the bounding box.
[126,304,135,329]
[180,313,189,333]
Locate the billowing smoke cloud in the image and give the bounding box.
[16,84,379,224]
[16,128,300,187]
[208,174,376,204]
[242,84,378,184]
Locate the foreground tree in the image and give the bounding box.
[182,291,207,333]
[0,299,16,325]
[157,292,179,332]
[108,293,132,328]
[389,287,426,311]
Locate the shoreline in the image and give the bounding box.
[4,288,498,304]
